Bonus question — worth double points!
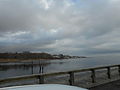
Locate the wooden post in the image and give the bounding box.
[38,75,44,84]
[107,67,111,79]
[118,65,120,76]
[91,69,96,83]
[69,72,74,85]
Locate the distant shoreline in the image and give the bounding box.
[0,58,56,63]
[0,57,87,63]
[0,52,87,63]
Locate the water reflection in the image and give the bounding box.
[0,60,50,79]
[1,54,120,79]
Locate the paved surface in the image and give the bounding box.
[90,79,120,90]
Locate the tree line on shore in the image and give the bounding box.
[0,51,86,60]
[0,52,54,59]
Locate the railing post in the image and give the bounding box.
[118,65,120,76]
[31,61,33,74]
[107,67,111,79]
[38,75,44,84]
[69,72,74,85]
[91,69,96,83]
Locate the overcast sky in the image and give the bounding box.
[0,0,120,55]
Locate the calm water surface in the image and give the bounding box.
[0,54,120,79]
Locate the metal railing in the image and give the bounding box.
[0,64,120,86]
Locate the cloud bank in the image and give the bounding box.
[0,0,120,55]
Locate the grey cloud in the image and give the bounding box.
[0,0,120,55]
